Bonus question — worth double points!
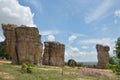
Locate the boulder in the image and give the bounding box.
[2,24,42,65]
[96,44,110,69]
[68,59,76,67]
[42,41,65,67]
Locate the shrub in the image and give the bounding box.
[0,42,11,60]
[107,59,120,75]
[67,59,76,67]
[109,57,119,65]
[113,64,120,75]
[76,62,83,67]
[21,61,34,73]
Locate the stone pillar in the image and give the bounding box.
[2,24,18,64]
[96,44,110,69]
[15,26,42,65]
[42,41,65,67]
[2,24,42,65]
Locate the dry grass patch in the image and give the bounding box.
[0,72,15,80]
[0,60,11,64]
[79,68,116,79]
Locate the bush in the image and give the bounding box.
[0,42,11,60]
[113,64,120,75]
[67,59,76,67]
[107,59,120,75]
[76,62,83,67]
[21,61,34,73]
[109,57,119,65]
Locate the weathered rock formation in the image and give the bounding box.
[42,41,65,66]
[96,44,110,69]
[2,24,17,64]
[68,59,76,67]
[2,24,42,65]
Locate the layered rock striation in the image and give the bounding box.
[42,41,65,66]
[2,24,42,65]
[96,44,110,69]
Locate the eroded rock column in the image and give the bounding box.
[96,44,110,69]
[42,41,65,67]
[2,24,18,64]
[15,26,42,65]
[2,24,42,65]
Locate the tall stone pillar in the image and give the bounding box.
[15,26,42,65]
[2,24,42,65]
[2,24,18,64]
[42,41,65,67]
[96,44,110,69]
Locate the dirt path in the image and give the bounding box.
[79,68,116,79]
[0,72,15,80]
[0,60,11,64]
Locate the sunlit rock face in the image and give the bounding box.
[2,24,17,64]
[2,24,42,65]
[96,44,110,69]
[42,41,65,67]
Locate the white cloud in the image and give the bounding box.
[47,35,55,41]
[65,46,97,62]
[114,9,120,17]
[24,0,42,13]
[0,0,36,40]
[0,0,35,27]
[40,30,60,35]
[79,38,115,56]
[0,36,4,42]
[85,0,113,23]
[81,46,89,49]
[79,38,113,45]
[68,35,78,44]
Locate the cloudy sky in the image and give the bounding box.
[0,0,120,62]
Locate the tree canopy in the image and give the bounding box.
[115,37,120,58]
[0,41,11,59]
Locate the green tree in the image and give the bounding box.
[0,41,11,60]
[108,37,120,75]
[115,37,120,58]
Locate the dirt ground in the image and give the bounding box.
[0,60,118,80]
[79,67,117,79]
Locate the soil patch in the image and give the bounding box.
[79,68,116,79]
[0,72,15,80]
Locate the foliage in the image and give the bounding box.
[109,57,120,75]
[108,37,120,75]
[76,62,83,67]
[107,63,120,75]
[115,37,120,58]
[0,42,11,60]
[109,57,119,65]
[21,61,34,73]
[67,59,77,67]
[107,57,120,75]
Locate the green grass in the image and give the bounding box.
[0,61,118,80]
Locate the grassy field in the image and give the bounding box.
[0,60,119,80]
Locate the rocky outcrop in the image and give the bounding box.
[68,59,76,67]
[96,44,110,69]
[42,41,65,67]
[2,24,42,65]
[2,24,17,64]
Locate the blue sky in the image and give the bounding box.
[0,0,120,62]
